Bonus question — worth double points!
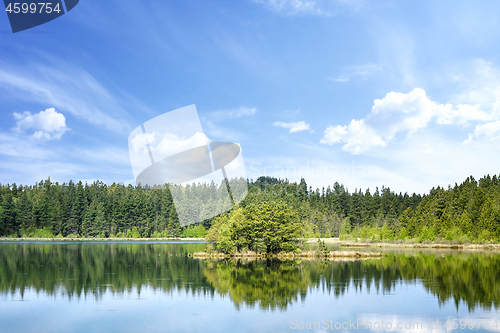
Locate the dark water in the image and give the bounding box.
[0,242,499,332]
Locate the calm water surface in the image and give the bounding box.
[0,241,499,332]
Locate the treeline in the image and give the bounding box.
[343,175,500,243]
[243,176,423,238]
[0,179,205,238]
[244,175,500,243]
[0,174,499,242]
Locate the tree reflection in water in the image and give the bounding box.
[0,243,499,311]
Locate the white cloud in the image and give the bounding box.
[321,119,385,154]
[449,59,500,113]
[0,61,133,133]
[273,121,311,133]
[321,88,500,154]
[202,106,256,142]
[445,59,500,144]
[0,132,56,159]
[74,147,131,166]
[0,130,133,186]
[208,107,256,122]
[251,126,500,195]
[253,0,363,16]
[330,76,349,82]
[129,131,156,155]
[13,108,68,140]
[328,63,383,83]
[154,132,208,157]
[130,131,208,158]
[464,120,500,144]
[436,103,491,126]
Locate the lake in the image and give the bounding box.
[0,241,499,332]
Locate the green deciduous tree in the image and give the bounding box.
[207,201,303,254]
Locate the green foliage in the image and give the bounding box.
[317,239,328,255]
[20,226,54,238]
[125,226,141,238]
[82,201,107,237]
[418,226,436,243]
[445,227,462,242]
[398,227,409,239]
[181,224,206,238]
[207,201,303,254]
[204,259,311,311]
[1,173,500,243]
[149,229,170,238]
[0,179,182,239]
[339,217,351,240]
[380,223,394,240]
[38,227,55,238]
[1,243,498,311]
[206,213,236,253]
[132,226,141,238]
[0,194,17,236]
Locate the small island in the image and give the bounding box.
[196,200,382,259]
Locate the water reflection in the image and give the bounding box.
[0,243,499,311]
[204,259,310,311]
[0,242,212,299]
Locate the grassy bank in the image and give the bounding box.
[304,237,500,250]
[341,241,500,249]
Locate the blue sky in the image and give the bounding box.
[1,0,500,194]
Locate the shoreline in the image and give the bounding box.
[340,241,500,250]
[305,238,500,250]
[304,238,500,250]
[191,250,383,260]
[0,237,205,242]
[1,237,500,250]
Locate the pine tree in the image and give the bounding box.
[0,193,18,236]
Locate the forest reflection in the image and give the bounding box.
[0,243,499,311]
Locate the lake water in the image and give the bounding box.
[0,241,499,332]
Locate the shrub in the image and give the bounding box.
[37,227,54,238]
[339,217,351,240]
[206,201,303,254]
[127,226,141,238]
[480,230,492,242]
[398,227,409,240]
[418,226,436,243]
[182,224,206,238]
